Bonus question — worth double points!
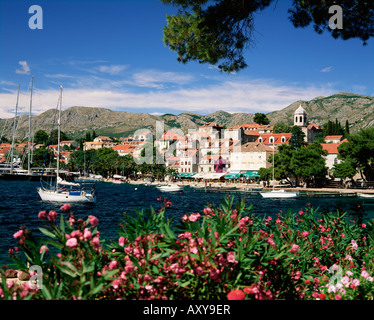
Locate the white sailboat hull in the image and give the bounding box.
[357,193,374,198]
[156,184,183,192]
[260,190,299,198]
[37,188,96,202]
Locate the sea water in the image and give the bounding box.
[1,180,373,265]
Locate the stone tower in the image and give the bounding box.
[294,104,307,127]
[294,104,308,142]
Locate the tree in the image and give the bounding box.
[337,128,374,181]
[34,130,49,145]
[289,126,306,150]
[272,142,327,186]
[273,123,292,134]
[258,167,272,185]
[333,160,357,180]
[50,129,70,145]
[253,113,270,125]
[162,0,373,72]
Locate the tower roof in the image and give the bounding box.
[294,104,306,115]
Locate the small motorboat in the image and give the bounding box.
[156,184,183,192]
[357,193,374,198]
[260,189,299,198]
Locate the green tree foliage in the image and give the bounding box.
[289,126,306,150]
[323,119,347,137]
[273,123,292,134]
[273,143,327,186]
[162,0,373,72]
[253,113,270,125]
[258,167,272,184]
[32,148,55,168]
[337,128,374,181]
[333,160,357,180]
[34,130,49,146]
[50,129,70,145]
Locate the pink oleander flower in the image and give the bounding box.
[66,237,78,248]
[352,278,360,286]
[119,236,125,247]
[38,210,47,220]
[88,215,98,227]
[346,270,353,277]
[227,252,236,263]
[298,210,303,216]
[39,245,49,254]
[48,210,57,222]
[361,223,366,228]
[92,237,100,250]
[109,260,118,270]
[302,231,309,237]
[189,213,201,222]
[60,203,72,212]
[290,244,300,254]
[112,279,120,290]
[227,289,245,300]
[361,270,370,279]
[351,239,358,251]
[203,207,212,215]
[13,230,23,239]
[83,228,92,241]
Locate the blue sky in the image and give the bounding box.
[0,0,373,119]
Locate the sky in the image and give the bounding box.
[0,0,373,119]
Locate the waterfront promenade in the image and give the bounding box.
[125,179,374,195]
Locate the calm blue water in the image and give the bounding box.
[1,180,374,265]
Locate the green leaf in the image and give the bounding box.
[39,227,57,239]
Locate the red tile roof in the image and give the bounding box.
[321,143,339,154]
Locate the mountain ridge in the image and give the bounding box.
[1,92,373,140]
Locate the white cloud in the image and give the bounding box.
[0,79,336,118]
[321,66,333,73]
[97,65,128,75]
[16,61,30,74]
[130,70,195,89]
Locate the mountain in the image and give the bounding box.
[266,92,374,132]
[0,92,373,141]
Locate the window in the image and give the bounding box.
[258,137,263,143]
[281,136,286,143]
[269,137,274,143]
[208,167,212,172]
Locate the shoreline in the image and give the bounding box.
[123,179,374,195]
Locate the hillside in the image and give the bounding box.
[0,92,373,141]
[267,92,374,132]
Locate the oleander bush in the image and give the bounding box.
[1,197,374,300]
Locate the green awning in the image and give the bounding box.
[179,173,196,178]
[241,171,259,178]
[224,173,240,179]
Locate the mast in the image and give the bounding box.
[10,84,20,173]
[28,76,33,174]
[56,85,62,188]
[272,138,275,191]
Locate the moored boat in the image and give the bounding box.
[260,189,299,198]
[156,184,183,192]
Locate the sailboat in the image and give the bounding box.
[1,77,43,181]
[37,86,96,202]
[260,139,298,199]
